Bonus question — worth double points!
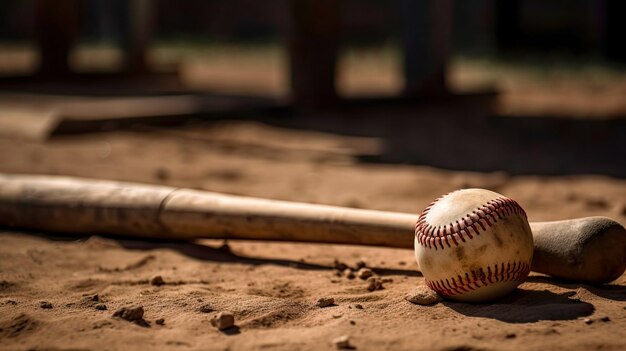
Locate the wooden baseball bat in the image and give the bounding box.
[0,173,624,284]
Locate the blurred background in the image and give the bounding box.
[0,0,624,179]
[2,4,626,350]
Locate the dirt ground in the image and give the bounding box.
[0,120,625,351]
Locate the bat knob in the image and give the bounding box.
[531,216,626,284]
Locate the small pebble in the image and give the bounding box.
[349,320,356,325]
[366,277,383,291]
[95,304,107,311]
[332,335,352,349]
[343,269,355,279]
[40,301,53,309]
[405,285,443,305]
[583,318,593,325]
[113,306,144,322]
[505,333,516,339]
[354,304,363,310]
[317,297,335,308]
[355,260,367,269]
[91,294,100,302]
[356,268,373,280]
[211,311,235,330]
[150,275,165,286]
[332,313,343,319]
[600,316,611,322]
[155,318,165,325]
[334,259,348,271]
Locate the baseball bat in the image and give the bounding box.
[0,173,624,284]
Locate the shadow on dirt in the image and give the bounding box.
[20,230,424,277]
[444,288,594,323]
[115,237,422,277]
[526,276,626,302]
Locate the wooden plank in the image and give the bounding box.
[0,107,59,141]
[0,93,281,140]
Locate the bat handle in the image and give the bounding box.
[530,217,626,284]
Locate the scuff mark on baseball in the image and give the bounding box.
[415,189,534,302]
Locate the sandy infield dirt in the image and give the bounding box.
[0,120,625,350]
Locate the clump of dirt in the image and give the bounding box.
[210,312,235,330]
[112,306,149,327]
[316,297,335,308]
[405,285,443,305]
[356,268,373,280]
[366,277,384,291]
[150,275,166,286]
[332,335,352,349]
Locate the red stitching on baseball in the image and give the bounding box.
[425,261,531,297]
[415,194,527,250]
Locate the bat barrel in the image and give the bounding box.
[0,173,417,248]
[162,189,417,248]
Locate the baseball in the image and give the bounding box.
[414,189,533,302]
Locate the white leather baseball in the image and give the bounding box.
[414,189,533,302]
